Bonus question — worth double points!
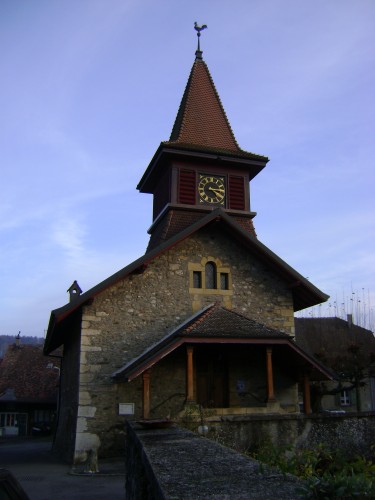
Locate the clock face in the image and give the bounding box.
[198,175,226,205]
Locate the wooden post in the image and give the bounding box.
[186,346,194,402]
[303,373,312,414]
[142,371,151,419]
[266,348,276,402]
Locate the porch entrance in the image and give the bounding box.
[196,348,229,408]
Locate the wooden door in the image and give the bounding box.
[196,349,229,408]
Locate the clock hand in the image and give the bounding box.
[208,187,224,194]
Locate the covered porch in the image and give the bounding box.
[113,305,333,420]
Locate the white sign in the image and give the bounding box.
[119,403,134,415]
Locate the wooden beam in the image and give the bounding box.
[266,348,276,402]
[142,370,151,419]
[186,346,194,402]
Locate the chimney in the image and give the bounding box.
[67,280,83,302]
[347,314,353,328]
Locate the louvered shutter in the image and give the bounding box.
[228,176,245,210]
[179,170,196,205]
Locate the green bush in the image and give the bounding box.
[302,470,375,499]
[247,441,375,499]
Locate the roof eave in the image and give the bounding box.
[216,211,329,311]
[113,335,334,383]
[137,143,269,193]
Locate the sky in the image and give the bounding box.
[1,0,374,338]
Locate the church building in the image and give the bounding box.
[44,35,332,464]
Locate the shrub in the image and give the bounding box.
[247,441,375,499]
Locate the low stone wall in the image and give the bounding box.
[203,412,375,459]
[125,422,303,500]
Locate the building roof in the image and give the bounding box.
[181,304,290,339]
[295,317,375,371]
[168,55,242,152]
[0,343,59,403]
[112,303,334,382]
[44,208,328,355]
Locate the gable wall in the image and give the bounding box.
[74,226,295,460]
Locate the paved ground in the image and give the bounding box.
[0,437,125,499]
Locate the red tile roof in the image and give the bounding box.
[0,344,59,403]
[167,56,267,162]
[169,57,239,151]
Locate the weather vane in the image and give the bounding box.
[194,22,207,52]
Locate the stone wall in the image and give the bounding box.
[125,422,303,500]
[72,226,296,461]
[204,412,375,459]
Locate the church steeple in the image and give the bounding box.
[138,32,269,252]
[168,46,240,152]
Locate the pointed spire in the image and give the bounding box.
[166,22,242,151]
[168,54,240,152]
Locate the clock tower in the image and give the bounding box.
[137,45,269,251]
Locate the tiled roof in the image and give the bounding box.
[167,57,267,161]
[0,344,59,403]
[169,57,239,150]
[181,304,290,338]
[295,317,375,375]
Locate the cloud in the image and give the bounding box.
[51,215,87,265]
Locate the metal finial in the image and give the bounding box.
[194,22,207,57]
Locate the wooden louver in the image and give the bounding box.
[228,176,245,210]
[179,170,196,205]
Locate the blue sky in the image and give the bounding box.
[1,0,374,337]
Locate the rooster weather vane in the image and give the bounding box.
[194,22,207,53]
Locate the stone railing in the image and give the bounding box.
[125,421,303,499]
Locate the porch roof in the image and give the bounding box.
[112,304,335,382]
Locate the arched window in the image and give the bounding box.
[205,261,216,289]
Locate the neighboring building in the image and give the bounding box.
[0,338,59,437]
[295,316,375,412]
[44,42,333,464]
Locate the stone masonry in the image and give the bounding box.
[73,225,295,460]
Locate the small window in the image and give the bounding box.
[188,258,232,302]
[340,390,351,406]
[205,262,216,289]
[220,273,229,290]
[193,271,202,288]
